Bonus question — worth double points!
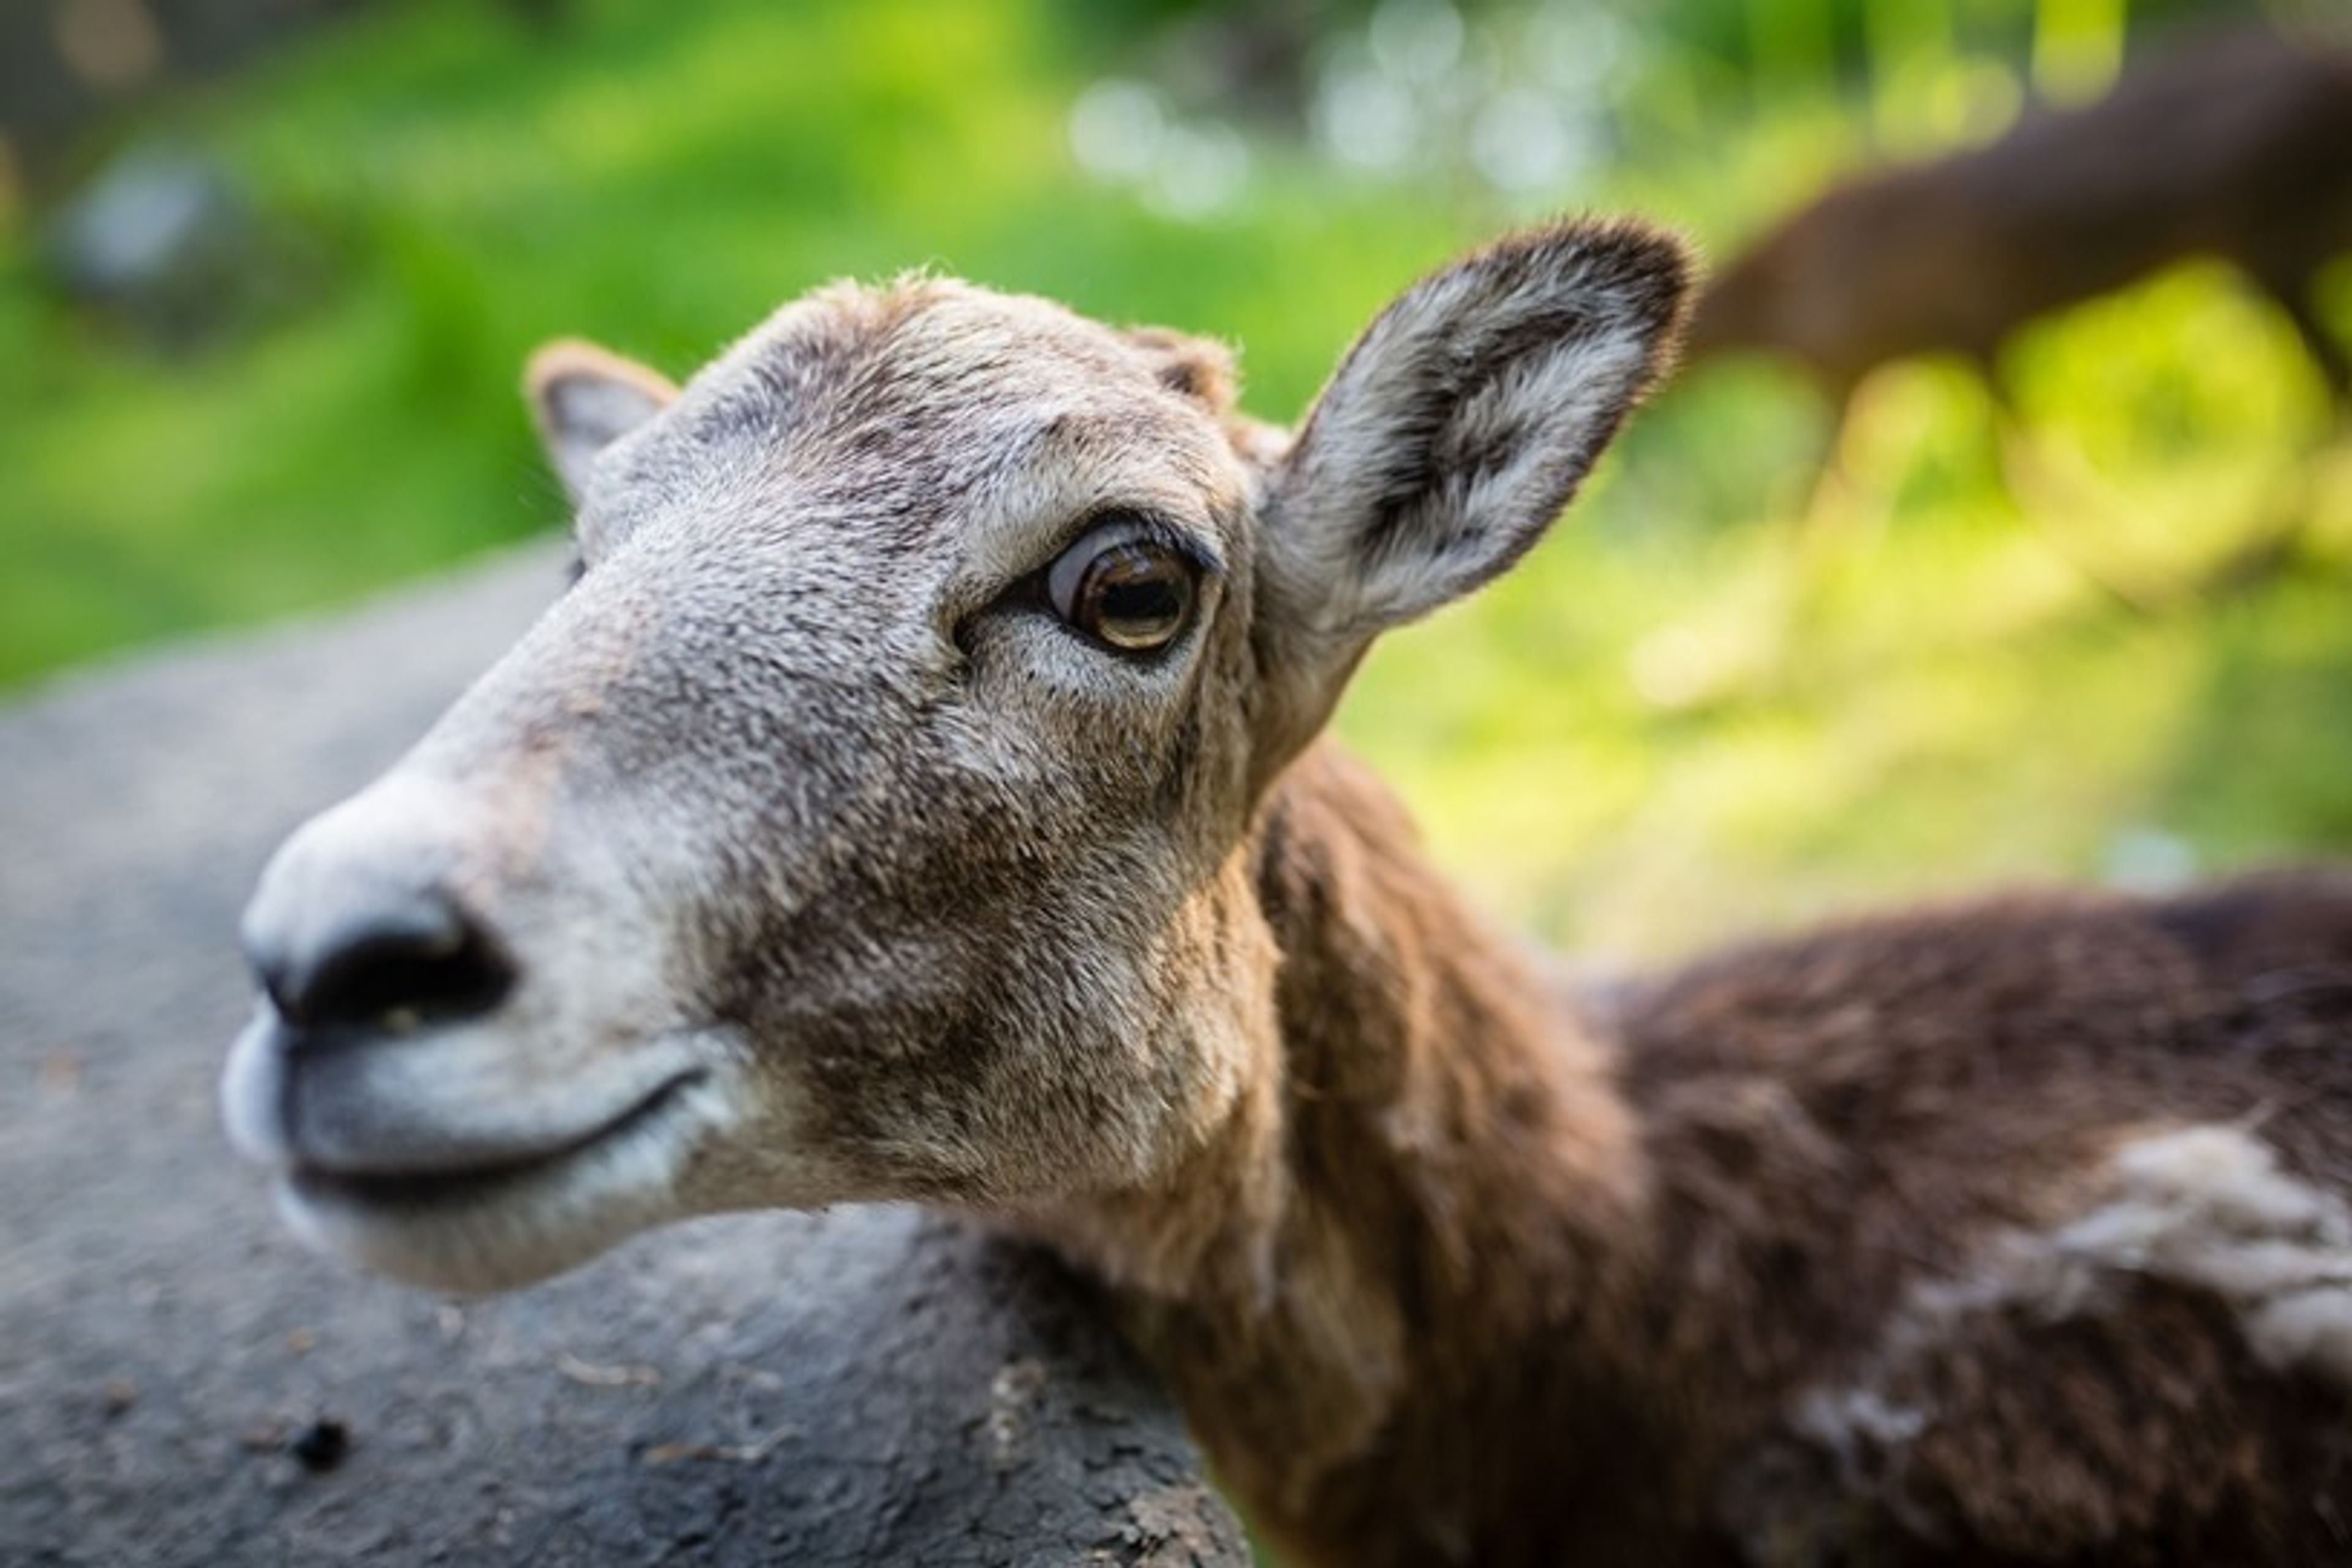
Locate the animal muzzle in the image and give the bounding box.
[218,768,753,1292]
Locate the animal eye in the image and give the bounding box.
[1046,521,1199,654]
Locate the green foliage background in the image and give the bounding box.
[2,0,2347,954]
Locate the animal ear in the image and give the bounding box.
[524,339,679,505]
[1257,217,1690,673]
[1120,326,1240,413]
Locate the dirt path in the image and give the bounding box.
[0,544,1245,1566]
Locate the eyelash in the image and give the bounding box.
[1039,513,1219,585]
[959,512,1216,658]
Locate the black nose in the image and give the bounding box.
[247,882,513,1036]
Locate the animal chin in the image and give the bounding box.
[274,1066,730,1293]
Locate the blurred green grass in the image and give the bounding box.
[0,0,1498,673]
[1,0,2347,956]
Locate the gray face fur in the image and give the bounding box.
[221,219,1690,1292]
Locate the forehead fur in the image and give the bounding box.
[575,279,1263,586]
[652,278,1242,486]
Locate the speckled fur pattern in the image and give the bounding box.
[1620,878,2352,1566]
[225,217,2352,1566]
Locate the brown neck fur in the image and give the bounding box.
[1030,742,1662,1566]
[1022,742,2352,1566]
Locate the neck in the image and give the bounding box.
[1028,743,1657,1564]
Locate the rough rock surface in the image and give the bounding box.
[0,543,1248,1566]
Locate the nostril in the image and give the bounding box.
[257,892,514,1037]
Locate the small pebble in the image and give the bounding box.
[288,1418,349,1472]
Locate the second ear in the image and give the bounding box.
[525,340,679,507]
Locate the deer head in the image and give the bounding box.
[220,219,1689,1292]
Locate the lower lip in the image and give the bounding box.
[285,1069,706,1213]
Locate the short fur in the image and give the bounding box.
[1087,753,2352,1564]
[222,216,2352,1566]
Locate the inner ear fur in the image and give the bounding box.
[1248,217,1693,775]
[524,339,680,506]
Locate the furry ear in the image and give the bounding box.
[1265,219,1689,632]
[1121,325,1240,412]
[1251,218,1691,764]
[524,339,679,505]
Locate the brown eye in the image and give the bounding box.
[1046,522,1199,654]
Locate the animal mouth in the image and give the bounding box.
[286,1068,710,1214]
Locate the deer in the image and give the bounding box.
[219,217,2352,1566]
[1684,29,2352,610]
[1686,28,2352,420]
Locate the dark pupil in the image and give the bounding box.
[1084,548,1190,648]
